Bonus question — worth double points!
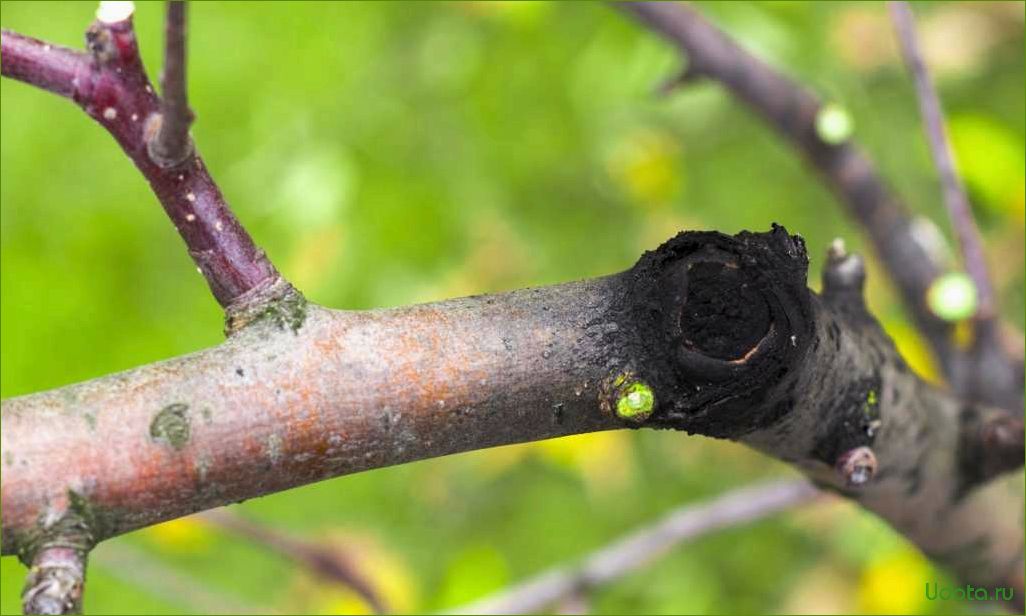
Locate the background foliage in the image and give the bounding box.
[1,2,1023,614]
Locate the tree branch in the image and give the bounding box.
[200,509,385,613]
[0,31,88,98]
[93,543,269,614]
[453,480,819,614]
[886,1,1017,416]
[2,226,1022,606]
[2,6,1023,612]
[888,1,994,320]
[22,547,86,615]
[618,2,1023,414]
[0,5,291,318]
[147,1,193,168]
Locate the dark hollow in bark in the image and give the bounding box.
[619,227,812,439]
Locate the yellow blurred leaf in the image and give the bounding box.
[288,224,345,295]
[291,532,418,615]
[142,517,213,554]
[858,547,932,614]
[536,431,635,495]
[880,320,940,384]
[606,129,683,209]
[783,565,857,614]
[949,114,1026,223]
[475,441,533,477]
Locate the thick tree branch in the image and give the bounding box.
[147,1,193,168]
[618,2,1024,414]
[2,226,1021,606]
[0,6,291,317]
[2,6,1022,612]
[454,479,819,615]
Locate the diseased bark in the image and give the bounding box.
[3,226,1022,606]
[620,2,1024,415]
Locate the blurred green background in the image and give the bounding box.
[1,1,1023,614]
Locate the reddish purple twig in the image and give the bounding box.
[0,5,285,312]
[201,510,385,614]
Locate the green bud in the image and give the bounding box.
[616,381,655,422]
[927,272,978,321]
[816,103,854,145]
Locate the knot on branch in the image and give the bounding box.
[821,238,871,322]
[223,276,308,336]
[85,12,139,70]
[145,111,195,168]
[613,224,813,438]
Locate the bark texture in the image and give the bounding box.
[2,226,1022,604]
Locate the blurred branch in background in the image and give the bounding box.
[887,1,1021,407]
[93,543,270,614]
[888,1,994,319]
[200,509,385,614]
[619,1,1024,413]
[454,480,820,615]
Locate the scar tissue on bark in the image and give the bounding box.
[149,403,190,450]
[836,445,877,486]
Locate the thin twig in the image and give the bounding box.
[0,3,289,313]
[453,480,820,615]
[201,509,385,614]
[93,543,271,614]
[148,1,194,168]
[888,2,995,320]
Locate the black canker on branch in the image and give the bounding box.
[609,225,814,439]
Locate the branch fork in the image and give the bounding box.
[1,1,290,315]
